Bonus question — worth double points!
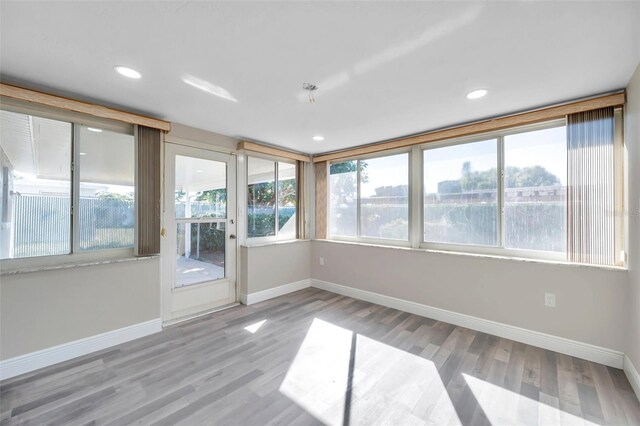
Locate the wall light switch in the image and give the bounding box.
[545,293,556,308]
[319,256,324,266]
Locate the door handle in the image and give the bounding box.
[229,234,236,239]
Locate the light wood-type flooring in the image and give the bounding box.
[1,288,639,425]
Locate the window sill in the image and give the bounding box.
[0,254,159,276]
[242,239,310,249]
[313,239,628,272]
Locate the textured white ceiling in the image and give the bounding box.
[1,1,639,154]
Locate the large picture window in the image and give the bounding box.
[0,109,135,260]
[423,139,498,246]
[329,152,409,242]
[77,125,135,251]
[504,126,566,252]
[247,156,297,240]
[327,115,623,266]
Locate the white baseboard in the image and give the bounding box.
[624,355,640,401]
[241,279,311,305]
[0,318,162,381]
[311,279,624,369]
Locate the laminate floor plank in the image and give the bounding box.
[1,288,638,425]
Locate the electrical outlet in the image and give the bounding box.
[545,293,556,308]
[319,256,324,266]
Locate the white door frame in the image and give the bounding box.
[161,143,237,324]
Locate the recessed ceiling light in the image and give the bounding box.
[466,89,488,99]
[312,135,324,142]
[196,169,204,173]
[87,127,102,133]
[114,65,141,79]
[79,152,87,156]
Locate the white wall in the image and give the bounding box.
[240,240,311,297]
[625,62,640,370]
[311,240,628,352]
[0,257,160,360]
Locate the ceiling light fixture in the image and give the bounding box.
[87,127,102,133]
[466,89,488,99]
[79,152,87,156]
[312,135,324,142]
[114,65,141,79]
[303,83,318,104]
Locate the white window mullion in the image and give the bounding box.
[410,146,422,248]
[498,136,505,248]
[356,160,361,239]
[71,124,80,253]
[274,161,279,237]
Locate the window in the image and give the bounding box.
[504,126,566,252]
[0,109,135,261]
[326,116,622,266]
[330,152,409,242]
[0,111,72,259]
[247,156,297,240]
[423,139,498,246]
[329,160,357,237]
[422,124,567,255]
[78,125,135,250]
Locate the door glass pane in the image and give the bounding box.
[175,155,227,219]
[360,153,409,240]
[175,154,227,287]
[0,110,72,259]
[247,157,275,237]
[176,222,225,287]
[424,139,498,246]
[278,161,296,239]
[504,126,567,252]
[78,126,135,250]
[329,160,357,237]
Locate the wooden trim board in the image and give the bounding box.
[0,83,171,131]
[312,92,625,163]
[238,140,311,163]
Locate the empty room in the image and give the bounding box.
[1,1,640,425]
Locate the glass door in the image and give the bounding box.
[162,144,236,323]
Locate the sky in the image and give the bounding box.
[357,125,567,195]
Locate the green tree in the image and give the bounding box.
[97,191,134,201]
[505,166,560,188]
[451,163,560,191]
[196,188,226,204]
[329,161,368,202]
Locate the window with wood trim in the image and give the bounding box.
[246,156,297,241]
[329,152,410,243]
[327,113,624,267]
[0,107,136,263]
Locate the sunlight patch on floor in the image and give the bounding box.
[244,319,267,334]
[279,318,460,425]
[463,373,599,426]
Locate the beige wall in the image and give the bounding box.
[0,258,160,360]
[240,241,311,296]
[626,62,640,368]
[311,240,628,351]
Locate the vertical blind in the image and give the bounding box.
[136,125,162,256]
[296,161,306,239]
[315,161,328,239]
[567,107,616,266]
